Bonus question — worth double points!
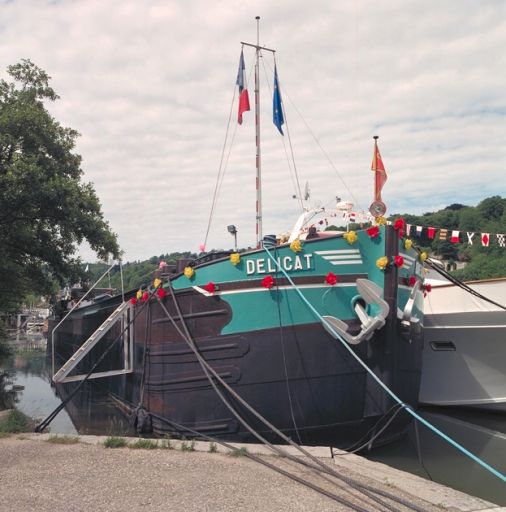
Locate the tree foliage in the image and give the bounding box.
[85,251,197,292]
[0,60,119,319]
[391,196,506,280]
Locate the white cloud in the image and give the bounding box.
[1,0,505,261]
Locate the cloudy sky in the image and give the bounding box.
[1,0,505,262]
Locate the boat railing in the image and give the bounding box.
[51,260,122,378]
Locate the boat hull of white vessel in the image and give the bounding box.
[419,279,506,411]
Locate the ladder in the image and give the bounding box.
[53,301,133,384]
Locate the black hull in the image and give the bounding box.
[51,292,423,449]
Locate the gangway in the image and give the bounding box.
[52,300,133,384]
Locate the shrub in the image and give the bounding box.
[0,410,32,433]
[180,439,195,452]
[103,436,127,448]
[229,447,249,457]
[129,439,158,450]
[47,435,80,444]
[160,435,172,450]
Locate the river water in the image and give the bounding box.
[1,334,505,505]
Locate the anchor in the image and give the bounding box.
[322,279,389,345]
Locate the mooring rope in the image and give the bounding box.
[154,285,429,512]
[263,245,506,484]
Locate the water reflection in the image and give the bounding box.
[0,334,131,436]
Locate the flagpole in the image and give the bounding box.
[241,20,276,247]
[369,135,387,218]
[373,135,379,203]
[255,15,262,248]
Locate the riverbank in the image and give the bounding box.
[0,434,502,512]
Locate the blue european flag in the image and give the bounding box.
[273,66,284,135]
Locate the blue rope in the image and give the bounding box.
[263,246,506,484]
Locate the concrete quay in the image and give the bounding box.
[0,434,503,512]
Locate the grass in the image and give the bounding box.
[180,438,195,452]
[229,447,249,457]
[0,409,33,433]
[208,442,218,453]
[103,436,128,448]
[46,434,80,444]
[160,434,172,450]
[129,438,158,450]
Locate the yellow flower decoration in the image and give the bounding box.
[419,251,428,263]
[404,239,413,251]
[376,256,389,270]
[290,238,302,253]
[230,253,241,266]
[136,289,142,300]
[343,230,358,245]
[375,216,387,225]
[183,266,195,279]
[153,278,162,288]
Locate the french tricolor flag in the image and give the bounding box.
[236,49,250,124]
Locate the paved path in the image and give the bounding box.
[0,435,502,512]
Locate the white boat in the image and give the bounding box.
[419,272,506,411]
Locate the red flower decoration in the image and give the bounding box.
[262,275,275,289]
[408,276,417,287]
[141,291,149,302]
[325,272,338,285]
[393,218,405,231]
[157,288,167,299]
[393,255,404,268]
[366,226,380,239]
[203,282,216,294]
[130,297,137,305]
[424,283,432,293]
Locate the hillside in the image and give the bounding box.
[391,196,506,280]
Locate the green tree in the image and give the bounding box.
[0,60,119,324]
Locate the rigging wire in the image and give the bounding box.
[260,53,304,211]
[203,51,256,250]
[202,72,239,251]
[262,57,362,211]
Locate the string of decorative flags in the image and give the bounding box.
[403,224,505,248]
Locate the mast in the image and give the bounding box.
[242,18,275,248]
[255,16,262,247]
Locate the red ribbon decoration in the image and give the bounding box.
[157,288,167,298]
[141,291,149,302]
